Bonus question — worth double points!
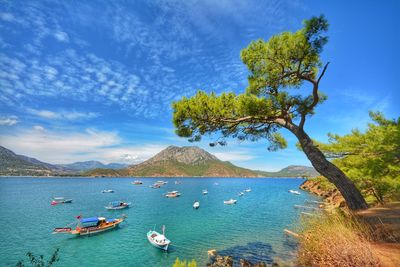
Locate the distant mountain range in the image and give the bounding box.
[0,145,319,178]
[0,146,127,175]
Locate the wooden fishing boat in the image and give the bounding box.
[105,201,131,210]
[51,197,73,205]
[147,225,171,251]
[193,200,200,209]
[224,199,237,205]
[53,215,126,236]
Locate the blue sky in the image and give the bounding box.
[0,0,399,171]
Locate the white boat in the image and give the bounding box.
[101,189,114,193]
[193,201,200,209]
[289,190,301,195]
[132,180,143,185]
[238,192,244,197]
[147,225,171,251]
[165,191,181,198]
[202,189,208,195]
[224,199,237,205]
[174,181,182,185]
[155,180,168,185]
[244,188,251,192]
[105,201,131,210]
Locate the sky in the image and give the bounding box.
[0,0,399,171]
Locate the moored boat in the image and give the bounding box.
[238,192,244,197]
[289,190,301,195]
[147,225,171,251]
[174,181,182,185]
[150,183,161,189]
[165,191,181,198]
[193,200,200,209]
[102,189,114,193]
[132,180,143,185]
[51,197,73,205]
[105,201,131,210]
[224,199,237,205]
[202,189,208,195]
[244,188,251,192]
[53,215,126,236]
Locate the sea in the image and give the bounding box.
[0,177,320,266]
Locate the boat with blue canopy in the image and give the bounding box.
[53,215,126,236]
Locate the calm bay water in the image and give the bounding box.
[0,177,318,266]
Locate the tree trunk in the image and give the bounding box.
[290,126,368,210]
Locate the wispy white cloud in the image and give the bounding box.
[213,151,255,162]
[33,125,45,131]
[27,108,98,121]
[0,127,167,164]
[53,31,69,42]
[0,115,18,126]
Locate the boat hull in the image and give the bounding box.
[72,219,123,236]
[147,231,170,251]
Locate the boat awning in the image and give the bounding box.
[80,217,99,223]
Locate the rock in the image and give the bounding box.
[239,258,267,267]
[208,255,233,267]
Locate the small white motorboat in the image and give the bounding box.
[244,188,251,192]
[238,192,244,197]
[165,191,181,198]
[101,189,114,193]
[105,201,131,210]
[147,225,171,251]
[224,199,237,205]
[132,180,143,185]
[174,181,182,185]
[289,190,301,195]
[193,201,200,209]
[202,189,208,195]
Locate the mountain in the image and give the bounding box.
[56,161,128,171]
[255,165,319,177]
[0,146,53,176]
[0,146,129,175]
[91,145,259,177]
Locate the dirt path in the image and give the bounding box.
[357,202,400,267]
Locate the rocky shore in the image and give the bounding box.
[299,178,346,208]
[207,255,281,267]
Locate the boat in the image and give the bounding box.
[132,180,143,185]
[105,201,131,210]
[165,191,181,198]
[244,188,251,192]
[202,189,208,195]
[51,197,73,205]
[238,192,244,197]
[147,225,171,251]
[150,183,161,189]
[224,199,237,205]
[193,200,200,209]
[174,181,182,185]
[156,180,168,185]
[289,190,301,195]
[53,215,126,236]
[101,189,114,193]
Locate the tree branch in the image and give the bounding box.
[317,62,330,85]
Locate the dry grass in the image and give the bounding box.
[297,210,381,266]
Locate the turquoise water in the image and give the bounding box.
[0,177,318,266]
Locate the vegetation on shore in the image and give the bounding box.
[172,258,197,267]
[298,211,380,266]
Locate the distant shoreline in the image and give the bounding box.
[0,175,307,179]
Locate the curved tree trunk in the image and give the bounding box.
[289,125,368,210]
